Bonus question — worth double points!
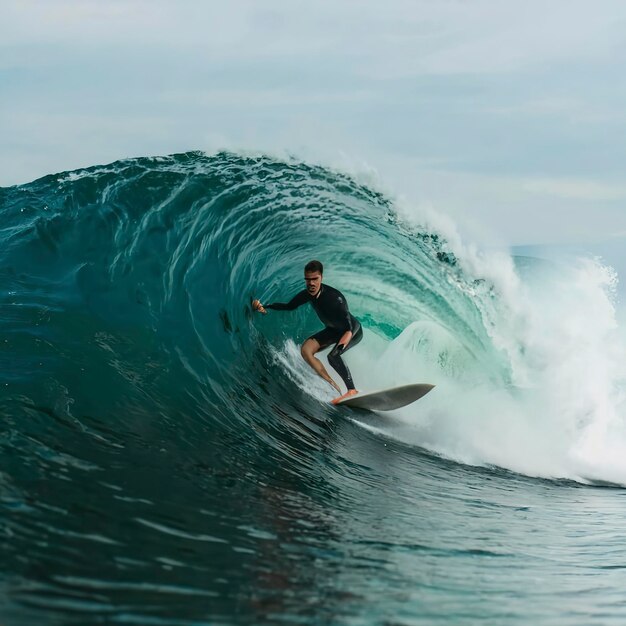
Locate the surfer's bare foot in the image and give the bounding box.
[331,389,359,405]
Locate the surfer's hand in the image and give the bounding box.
[338,330,352,349]
[252,299,267,314]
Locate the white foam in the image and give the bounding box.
[269,339,335,403]
[264,190,626,484]
[356,206,626,484]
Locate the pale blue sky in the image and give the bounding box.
[2,0,626,246]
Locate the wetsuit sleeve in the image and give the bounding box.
[335,293,353,332]
[265,290,309,311]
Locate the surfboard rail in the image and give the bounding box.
[335,383,435,411]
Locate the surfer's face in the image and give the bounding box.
[304,271,322,297]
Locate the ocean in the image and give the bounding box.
[2,151,626,625]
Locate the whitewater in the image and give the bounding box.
[2,151,626,625]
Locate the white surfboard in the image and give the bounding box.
[335,383,435,411]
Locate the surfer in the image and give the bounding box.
[252,260,363,404]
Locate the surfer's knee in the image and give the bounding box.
[327,344,342,366]
[301,339,319,362]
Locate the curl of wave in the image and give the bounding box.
[2,151,625,483]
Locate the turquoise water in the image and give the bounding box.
[2,152,626,625]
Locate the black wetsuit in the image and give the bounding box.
[265,284,363,390]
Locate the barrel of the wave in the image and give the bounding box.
[250,261,435,410]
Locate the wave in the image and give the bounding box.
[2,151,625,484]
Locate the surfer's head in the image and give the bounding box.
[304,260,323,297]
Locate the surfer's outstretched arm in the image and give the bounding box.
[252,290,308,314]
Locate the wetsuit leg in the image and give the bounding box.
[327,324,363,390]
[308,327,342,350]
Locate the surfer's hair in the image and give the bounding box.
[305,260,323,275]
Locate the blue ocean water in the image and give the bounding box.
[2,152,626,625]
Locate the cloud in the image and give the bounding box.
[4,0,626,73]
[2,0,626,246]
[523,178,626,202]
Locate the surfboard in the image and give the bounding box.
[335,383,435,411]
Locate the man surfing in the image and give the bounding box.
[252,260,363,405]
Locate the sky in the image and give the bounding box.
[2,0,626,247]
